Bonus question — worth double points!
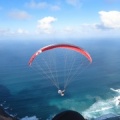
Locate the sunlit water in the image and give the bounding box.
[0,39,120,120]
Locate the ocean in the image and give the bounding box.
[0,38,120,120]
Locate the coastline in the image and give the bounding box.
[0,105,120,120]
[0,106,18,120]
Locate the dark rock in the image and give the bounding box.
[0,106,18,120]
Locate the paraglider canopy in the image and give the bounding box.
[28,44,92,66]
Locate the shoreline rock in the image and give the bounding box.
[0,106,18,120]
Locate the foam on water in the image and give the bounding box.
[49,88,120,119]
[82,88,120,119]
[82,99,113,119]
[20,116,39,120]
[110,88,120,94]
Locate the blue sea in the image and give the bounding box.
[0,38,120,120]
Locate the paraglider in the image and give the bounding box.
[28,43,92,96]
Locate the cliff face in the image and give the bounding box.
[0,106,18,120]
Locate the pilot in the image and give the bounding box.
[58,89,65,96]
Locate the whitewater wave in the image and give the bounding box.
[20,116,39,120]
[113,96,120,106]
[110,88,120,94]
[49,88,120,119]
[82,95,120,119]
[82,99,114,119]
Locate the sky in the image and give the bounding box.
[0,0,120,40]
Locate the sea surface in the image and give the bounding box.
[0,38,120,120]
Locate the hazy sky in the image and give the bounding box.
[0,0,120,40]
